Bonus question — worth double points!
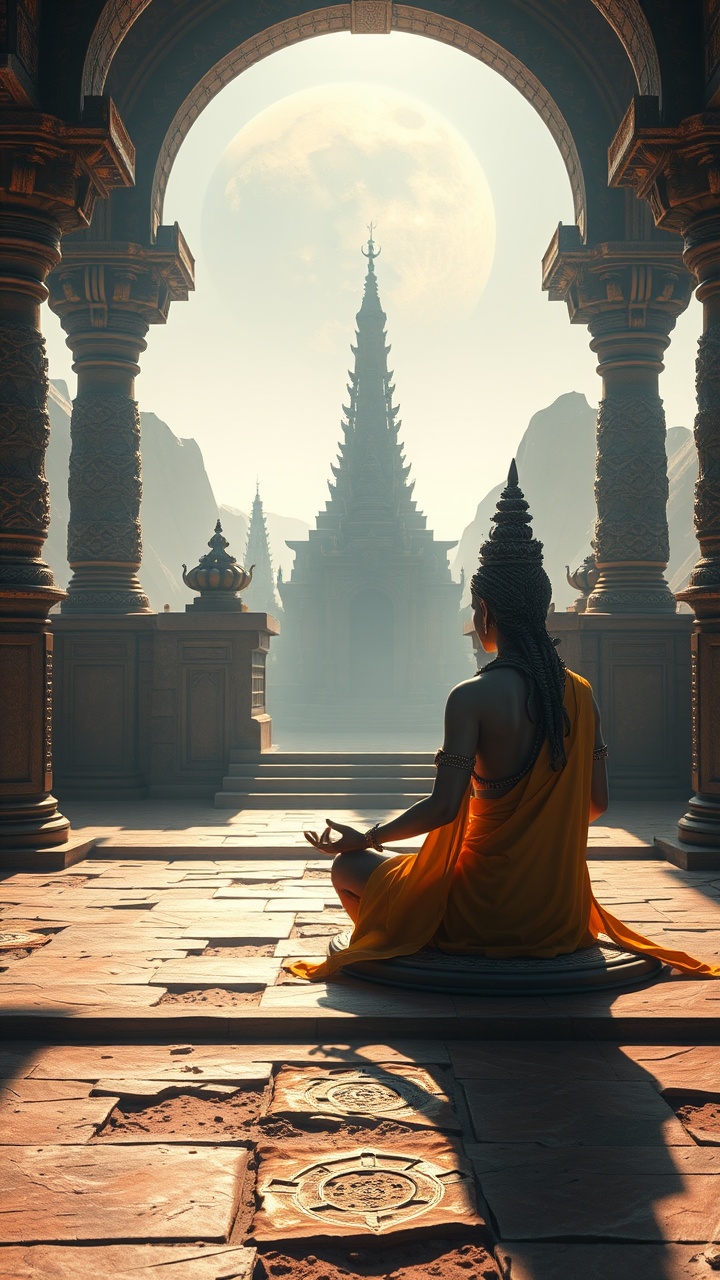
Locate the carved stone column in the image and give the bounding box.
[0,102,134,852]
[48,230,194,613]
[543,230,693,612]
[610,98,720,847]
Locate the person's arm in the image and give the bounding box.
[305,683,480,854]
[590,694,609,822]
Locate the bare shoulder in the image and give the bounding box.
[446,667,526,713]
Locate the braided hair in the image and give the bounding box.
[470,460,569,771]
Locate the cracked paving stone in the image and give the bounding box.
[0,1081,118,1144]
[268,1064,461,1131]
[0,1144,247,1243]
[0,1243,255,1279]
[251,1133,483,1243]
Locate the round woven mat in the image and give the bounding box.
[327,930,662,994]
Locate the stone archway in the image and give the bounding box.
[148,5,587,239]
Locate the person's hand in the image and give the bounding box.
[303,819,367,856]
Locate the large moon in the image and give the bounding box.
[202,83,495,336]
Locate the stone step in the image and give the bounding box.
[220,775,430,794]
[226,762,436,778]
[214,791,418,808]
[227,751,434,765]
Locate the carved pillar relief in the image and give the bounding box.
[609,100,720,843]
[48,229,194,614]
[66,394,146,611]
[593,391,671,596]
[0,101,134,851]
[0,322,51,577]
[542,229,693,613]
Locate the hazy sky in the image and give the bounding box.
[43,31,701,542]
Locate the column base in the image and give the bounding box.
[0,833,96,871]
[0,794,70,851]
[655,836,720,871]
[61,590,151,614]
[61,564,151,615]
[586,564,677,614]
[677,792,720,848]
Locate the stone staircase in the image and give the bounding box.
[215,750,435,809]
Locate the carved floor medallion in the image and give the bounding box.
[269,1064,461,1131]
[251,1136,481,1240]
[327,931,663,994]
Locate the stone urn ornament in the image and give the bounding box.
[565,553,599,612]
[182,520,254,611]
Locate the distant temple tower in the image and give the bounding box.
[243,483,281,618]
[275,232,469,730]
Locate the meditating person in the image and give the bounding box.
[289,463,719,982]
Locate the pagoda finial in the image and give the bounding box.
[362,222,381,272]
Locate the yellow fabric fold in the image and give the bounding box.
[287,669,720,982]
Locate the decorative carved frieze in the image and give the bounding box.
[351,1,393,33]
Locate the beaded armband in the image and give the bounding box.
[434,749,475,772]
[364,823,384,851]
[593,743,609,760]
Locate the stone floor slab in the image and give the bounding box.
[0,1144,246,1242]
[0,1080,117,1143]
[28,1044,272,1083]
[0,1243,255,1279]
[477,1152,720,1241]
[151,957,282,988]
[0,982,162,1010]
[251,1133,483,1242]
[450,1042,618,1082]
[268,1064,461,1131]
[604,1045,720,1090]
[496,1243,720,1280]
[463,1079,692,1146]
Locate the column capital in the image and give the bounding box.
[48,228,194,341]
[542,226,693,343]
[609,99,720,232]
[0,99,134,237]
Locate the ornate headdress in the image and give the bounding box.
[476,459,544,570]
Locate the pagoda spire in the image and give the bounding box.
[243,482,281,617]
[320,230,424,542]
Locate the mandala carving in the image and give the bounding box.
[0,323,51,536]
[594,393,670,564]
[67,394,143,564]
[296,1069,444,1122]
[264,1148,446,1232]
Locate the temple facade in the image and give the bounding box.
[275,236,469,729]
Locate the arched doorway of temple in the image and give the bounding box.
[3,0,707,855]
[348,589,395,701]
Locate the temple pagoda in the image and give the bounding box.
[275,232,469,731]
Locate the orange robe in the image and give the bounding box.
[288,669,720,982]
